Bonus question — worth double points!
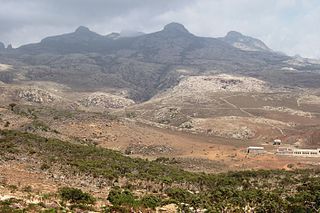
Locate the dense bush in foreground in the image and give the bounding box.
[1,129,320,212]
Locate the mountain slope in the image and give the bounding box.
[0,42,5,50]
[219,31,271,52]
[19,26,112,54]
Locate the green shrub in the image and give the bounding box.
[107,188,138,207]
[8,103,16,111]
[126,111,136,118]
[40,163,50,170]
[140,195,161,209]
[30,120,50,132]
[4,121,10,127]
[58,187,95,205]
[0,198,24,212]
[165,188,194,204]
[22,185,33,193]
[42,208,58,213]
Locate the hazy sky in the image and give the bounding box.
[0,0,319,58]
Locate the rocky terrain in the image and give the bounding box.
[154,74,273,102]
[17,88,60,104]
[1,22,320,212]
[79,92,135,109]
[0,22,319,151]
[218,31,272,52]
[0,63,11,71]
[183,116,292,140]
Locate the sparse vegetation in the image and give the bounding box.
[40,163,50,170]
[28,120,51,132]
[4,121,10,127]
[11,105,38,119]
[0,198,23,213]
[125,111,137,118]
[1,129,320,211]
[8,103,16,111]
[22,185,32,193]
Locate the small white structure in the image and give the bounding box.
[277,147,320,157]
[273,139,281,146]
[247,146,265,154]
[276,147,293,155]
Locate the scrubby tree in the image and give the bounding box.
[58,187,95,205]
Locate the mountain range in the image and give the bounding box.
[0,22,319,101]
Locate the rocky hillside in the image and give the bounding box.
[79,92,134,109]
[17,88,61,104]
[218,31,271,52]
[148,74,277,106]
[162,74,271,96]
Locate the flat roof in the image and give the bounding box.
[248,146,264,149]
[293,148,320,152]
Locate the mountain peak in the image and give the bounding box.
[163,22,190,34]
[119,30,145,38]
[0,42,5,50]
[38,25,103,51]
[226,31,243,38]
[106,32,120,39]
[220,31,271,52]
[75,26,91,33]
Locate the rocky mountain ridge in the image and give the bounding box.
[0,22,319,102]
[219,31,271,52]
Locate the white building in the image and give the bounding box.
[247,146,265,154]
[277,147,320,157]
[273,139,281,146]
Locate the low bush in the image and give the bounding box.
[59,187,95,205]
[107,188,138,207]
[140,195,161,209]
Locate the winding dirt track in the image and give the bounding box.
[219,96,285,135]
